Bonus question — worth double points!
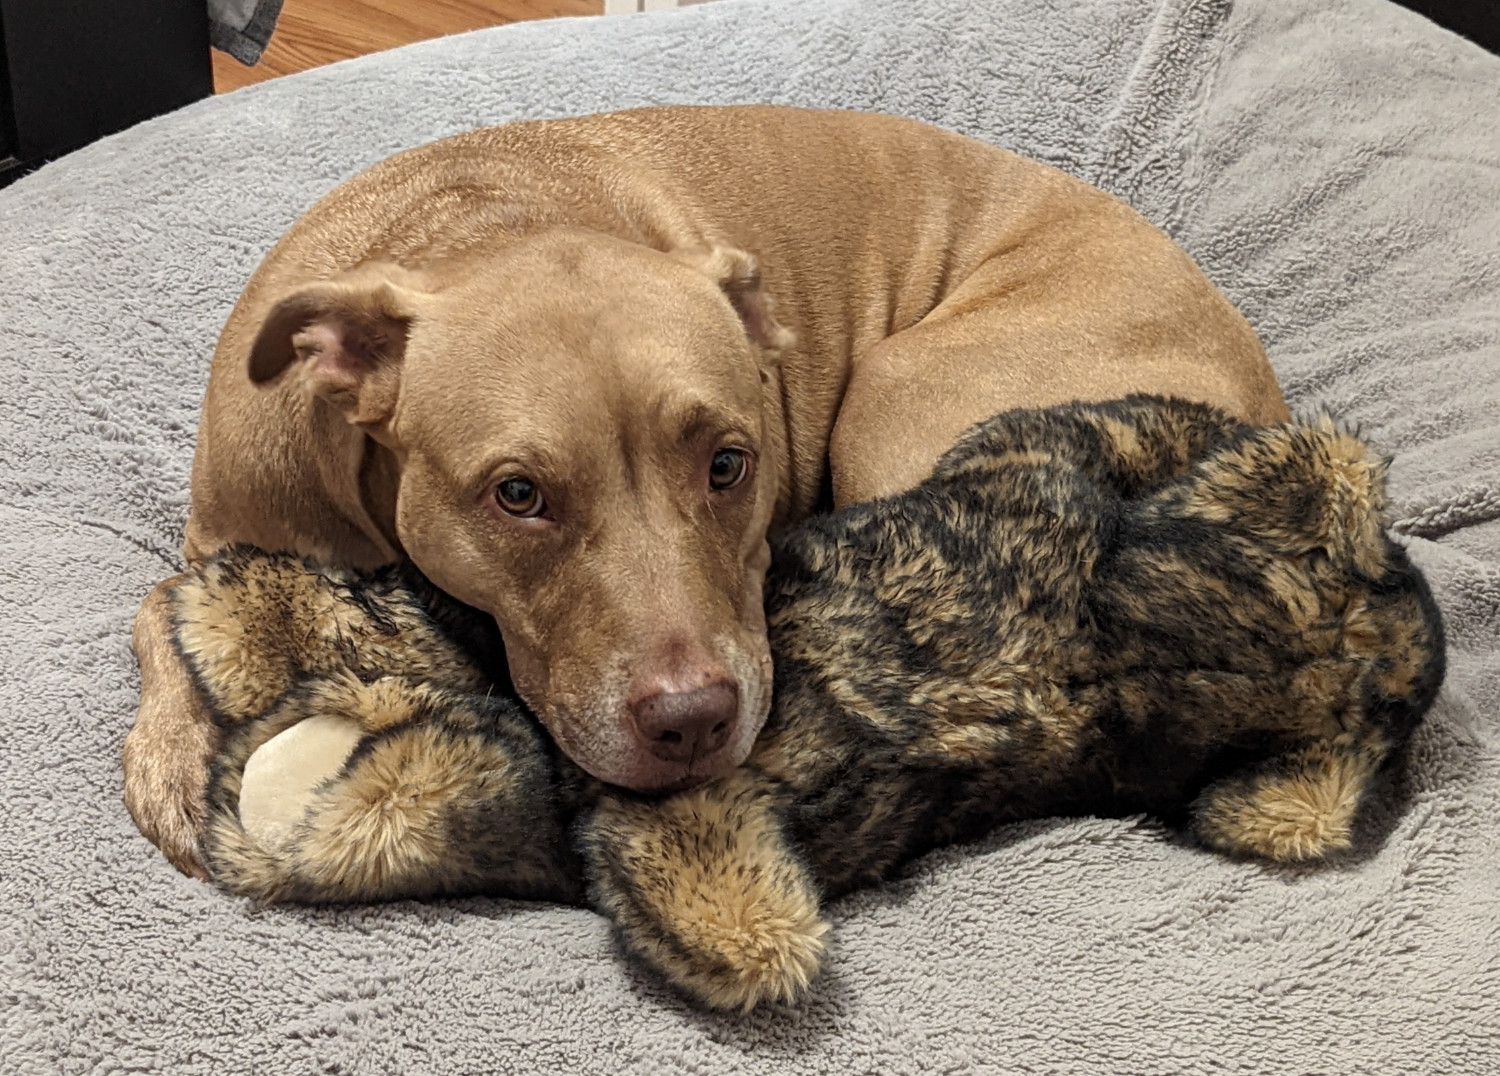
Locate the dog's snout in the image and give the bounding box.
[630,681,738,764]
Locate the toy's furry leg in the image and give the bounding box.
[1192,738,1387,862]
[228,673,449,859]
[582,771,828,1012]
[207,716,513,902]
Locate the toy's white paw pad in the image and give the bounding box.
[239,716,364,852]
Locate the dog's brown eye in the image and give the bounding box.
[709,448,750,491]
[495,477,545,517]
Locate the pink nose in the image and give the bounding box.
[629,680,738,764]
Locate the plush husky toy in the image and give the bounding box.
[170,397,1445,1011]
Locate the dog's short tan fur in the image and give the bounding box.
[126,106,1287,876]
[180,399,1442,1012]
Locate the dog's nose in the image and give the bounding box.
[629,681,738,764]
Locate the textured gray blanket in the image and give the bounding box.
[2,0,1498,1072]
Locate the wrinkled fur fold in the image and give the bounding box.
[175,397,1445,1011]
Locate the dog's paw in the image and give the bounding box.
[122,715,214,881]
[585,775,830,1011]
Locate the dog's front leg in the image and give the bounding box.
[581,770,828,1012]
[123,575,218,879]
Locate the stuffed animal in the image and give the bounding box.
[170,396,1445,1012]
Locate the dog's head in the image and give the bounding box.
[247,231,795,791]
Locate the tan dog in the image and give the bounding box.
[124,105,1286,877]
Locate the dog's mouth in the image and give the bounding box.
[511,626,774,793]
[630,755,738,796]
[549,713,753,793]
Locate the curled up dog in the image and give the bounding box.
[171,397,1445,1012]
[123,106,1293,879]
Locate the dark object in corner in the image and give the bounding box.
[1393,0,1500,55]
[0,0,211,186]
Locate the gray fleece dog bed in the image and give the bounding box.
[2,0,1498,1072]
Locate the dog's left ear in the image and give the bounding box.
[672,246,796,357]
[247,263,427,428]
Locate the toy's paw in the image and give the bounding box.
[585,774,829,1011]
[238,714,365,852]
[655,863,830,1012]
[1192,740,1379,862]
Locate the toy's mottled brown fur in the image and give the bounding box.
[175,397,1444,1011]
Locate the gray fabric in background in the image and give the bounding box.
[208,0,283,64]
[2,0,1499,1071]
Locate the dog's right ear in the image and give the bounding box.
[247,264,425,427]
[670,245,796,358]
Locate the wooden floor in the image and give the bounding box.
[213,0,601,93]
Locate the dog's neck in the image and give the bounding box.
[352,432,404,563]
[281,407,404,571]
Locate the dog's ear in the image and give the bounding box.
[672,246,796,358]
[247,264,425,427]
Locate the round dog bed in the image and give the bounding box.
[2,0,1497,1072]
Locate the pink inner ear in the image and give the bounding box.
[737,293,777,348]
[292,323,364,393]
[731,289,795,354]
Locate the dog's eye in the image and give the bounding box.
[494,477,545,518]
[709,448,750,491]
